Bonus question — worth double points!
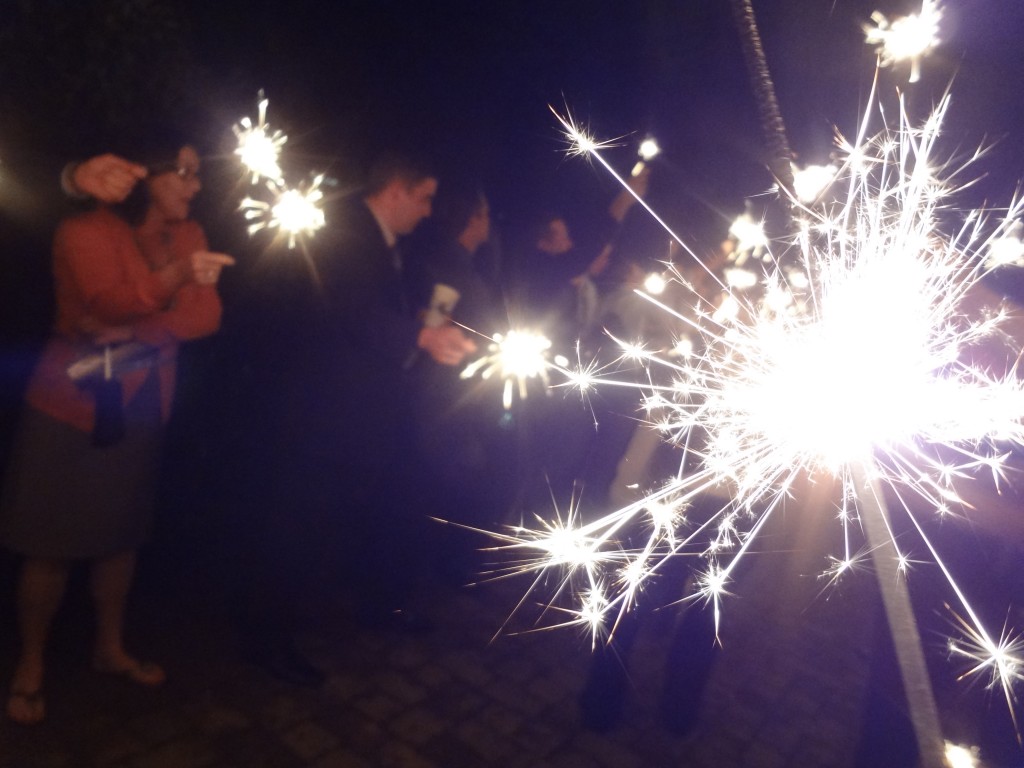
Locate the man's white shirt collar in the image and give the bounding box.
[367,205,397,248]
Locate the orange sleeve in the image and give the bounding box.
[55,211,176,323]
[133,223,223,345]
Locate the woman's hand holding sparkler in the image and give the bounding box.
[417,324,477,366]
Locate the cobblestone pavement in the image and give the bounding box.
[0,505,1020,767]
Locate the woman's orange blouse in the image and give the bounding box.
[24,206,223,432]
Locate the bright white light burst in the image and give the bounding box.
[233,94,287,184]
[461,329,559,410]
[864,1,942,83]
[489,95,1024,716]
[240,174,326,249]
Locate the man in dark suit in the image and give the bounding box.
[236,153,475,685]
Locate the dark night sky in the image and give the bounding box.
[185,0,1024,244]
[2,0,1023,253]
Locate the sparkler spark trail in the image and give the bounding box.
[864,1,942,83]
[233,93,287,184]
[488,96,1024,713]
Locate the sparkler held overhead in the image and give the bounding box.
[631,136,660,178]
[864,0,943,84]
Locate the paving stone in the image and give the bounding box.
[322,673,366,702]
[575,733,644,768]
[443,653,493,687]
[455,718,515,763]
[741,742,789,768]
[413,663,452,688]
[476,701,525,736]
[257,695,314,731]
[308,748,373,768]
[526,674,574,706]
[194,704,252,734]
[125,708,193,744]
[210,727,307,767]
[390,706,447,745]
[278,720,340,761]
[376,670,427,705]
[353,692,404,721]
[388,646,428,669]
[129,737,218,768]
[92,730,148,766]
[376,740,438,768]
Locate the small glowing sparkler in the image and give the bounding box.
[486,94,1024,726]
[233,93,287,185]
[727,211,769,262]
[461,329,563,410]
[944,741,982,768]
[791,162,837,205]
[643,272,667,295]
[239,174,326,249]
[986,220,1024,269]
[632,136,661,177]
[864,1,942,84]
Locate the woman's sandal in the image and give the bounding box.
[94,659,166,687]
[6,688,45,725]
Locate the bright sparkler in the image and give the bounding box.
[791,162,837,204]
[233,94,328,250]
[864,1,942,84]
[727,211,769,262]
[233,93,287,184]
[632,136,661,177]
[986,220,1024,269]
[239,174,326,249]
[461,329,564,410]
[488,97,1024,713]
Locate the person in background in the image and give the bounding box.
[511,167,650,346]
[405,183,514,582]
[0,137,233,725]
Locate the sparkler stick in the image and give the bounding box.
[855,464,946,768]
[728,0,796,206]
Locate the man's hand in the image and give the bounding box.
[608,165,650,222]
[68,154,148,203]
[188,251,236,285]
[417,324,477,366]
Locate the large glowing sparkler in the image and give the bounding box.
[864,1,942,84]
[487,97,1024,735]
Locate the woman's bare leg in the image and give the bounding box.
[91,550,164,685]
[7,557,71,724]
